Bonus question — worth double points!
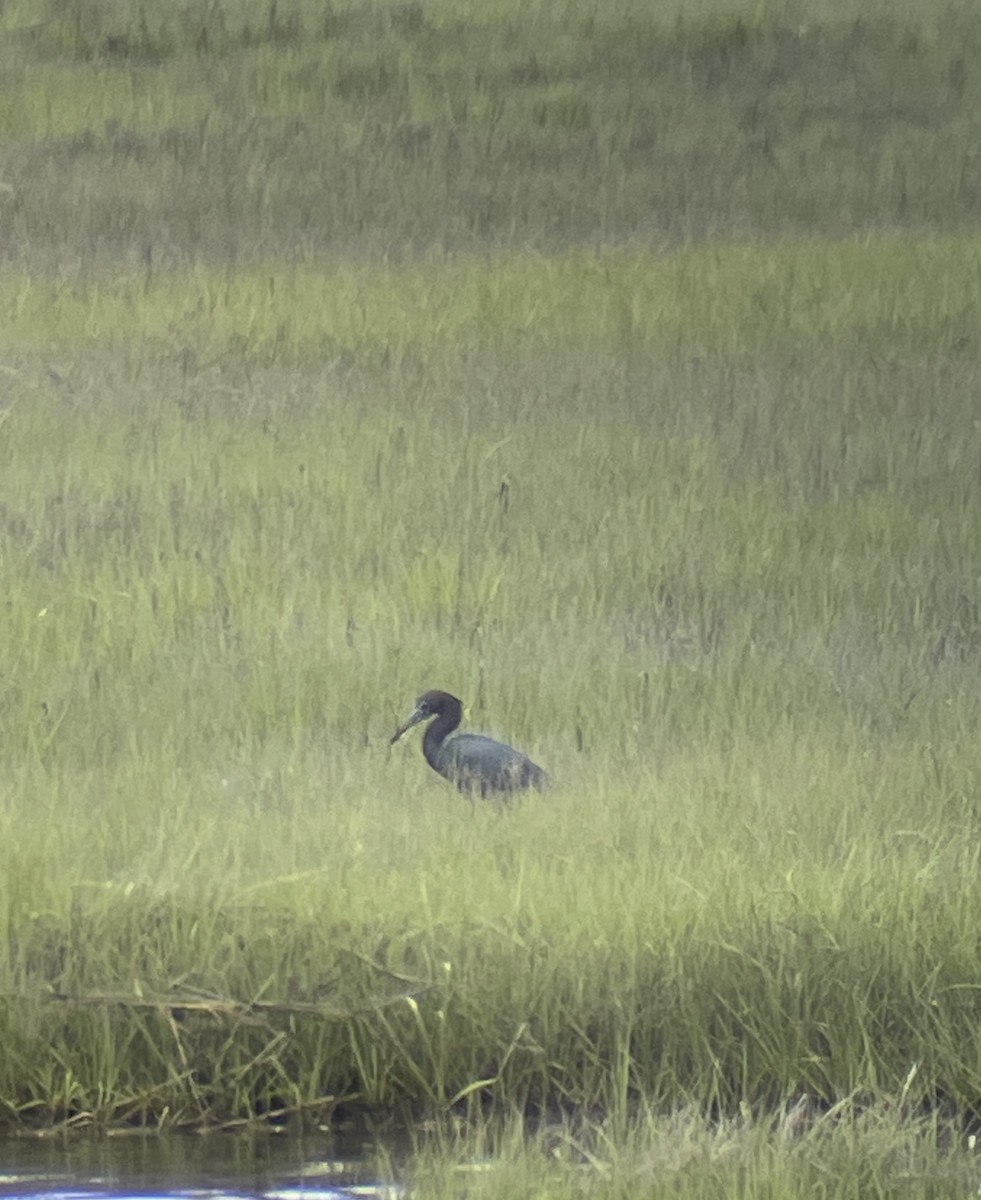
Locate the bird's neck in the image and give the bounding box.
[422,706,461,771]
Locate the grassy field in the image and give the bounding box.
[2,0,981,1195]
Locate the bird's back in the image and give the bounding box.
[437,733,549,796]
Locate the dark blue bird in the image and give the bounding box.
[390,689,549,797]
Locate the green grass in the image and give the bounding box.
[3,0,981,260]
[6,236,981,363]
[405,1104,981,1199]
[1,0,981,1195]
[1,246,980,1139]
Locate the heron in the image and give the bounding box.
[390,689,549,797]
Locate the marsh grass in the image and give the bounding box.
[1,250,980,1135]
[1,5,981,1198]
[407,1100,981,1199]
[4,0,981,261]
[7,237,981,363]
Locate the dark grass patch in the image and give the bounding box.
[2,5,981,261]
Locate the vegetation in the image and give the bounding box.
[407,1106,981,1199]
[1,0,981,1195]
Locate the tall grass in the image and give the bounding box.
[2,0,981,261]
[0,11,980,1200]
[408,1103,981,1199]
[0,233,980,1134]
[6,237,981,361]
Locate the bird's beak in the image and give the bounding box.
[390,705,425,744]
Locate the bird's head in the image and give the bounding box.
[390,690,461,743]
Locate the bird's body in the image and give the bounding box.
[390,689,549,797]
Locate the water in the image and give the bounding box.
[0,1132,400,1200]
